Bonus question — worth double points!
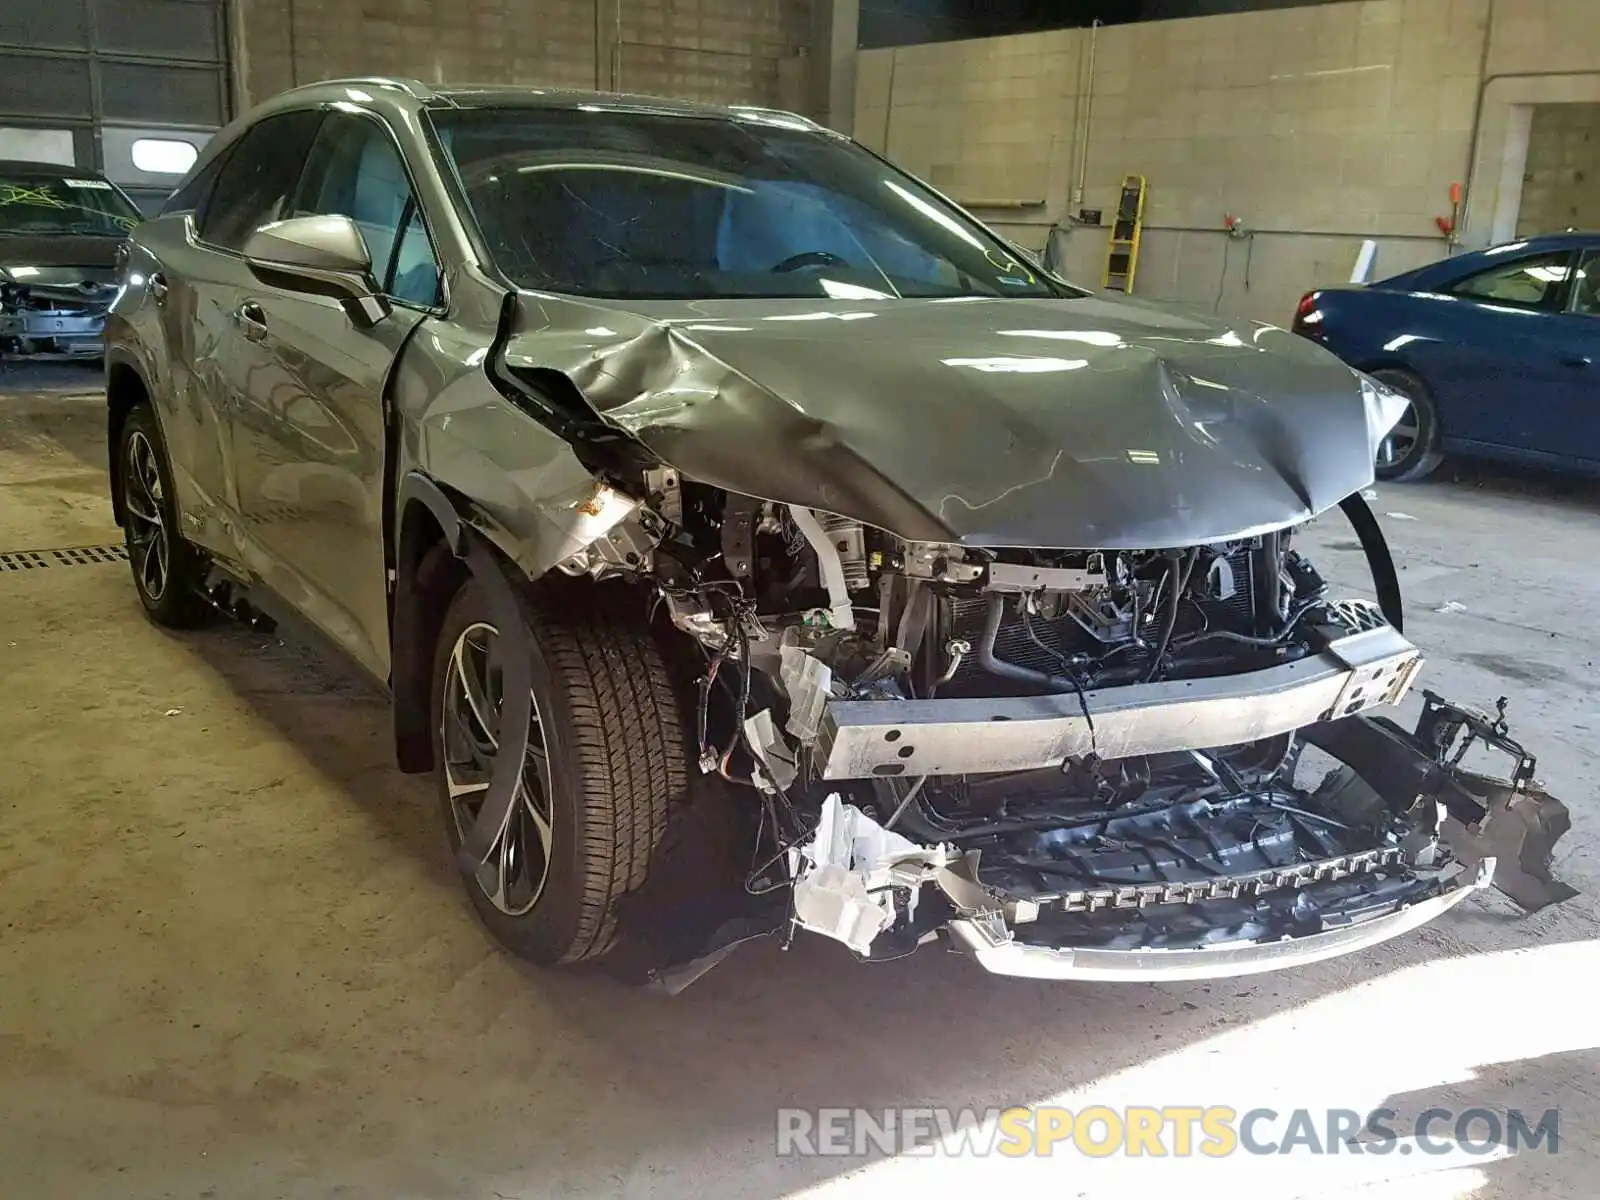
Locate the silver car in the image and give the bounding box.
[1,160,138,361]
[105,78,1572,990]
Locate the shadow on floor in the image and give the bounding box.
[1432,455,1600,517]
[1361,1044,1598,1193]
[161,613,1574,1199]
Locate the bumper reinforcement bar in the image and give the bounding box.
[817,626,1423,779]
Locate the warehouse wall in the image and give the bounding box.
[1516,103,1600,237]
[856,0,1600,325]
[233,0,813,112]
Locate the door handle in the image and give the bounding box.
[1561,354,1592,368]
[147,272,167,306]
[233,301,268,343]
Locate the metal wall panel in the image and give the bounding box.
[0,54,94,118]
[0,1,88,51]
[0,0,229,209]
[100,61,226,126]
[92,0,222,62]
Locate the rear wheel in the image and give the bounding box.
[1370,368,1444,482]
[430,576,687,964]
[117,404,211,627]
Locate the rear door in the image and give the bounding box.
[224,110,441,678]
[148,109,324,560]
[1414,247,1582,456]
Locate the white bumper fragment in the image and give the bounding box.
[788,795,954,955]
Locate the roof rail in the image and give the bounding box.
[716,103,823,132]
[289,77,439,100]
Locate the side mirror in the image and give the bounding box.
[243,215,390,327]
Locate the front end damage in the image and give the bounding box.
[525,468,1575,989]
[468,302,1574,990]
[0,270,116,361]
[788,688,1572,983]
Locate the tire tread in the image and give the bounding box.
[514,585,686,962]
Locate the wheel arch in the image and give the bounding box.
[105,352,154,528]
[392,473,472,772]
[390,471,585,774]
[1354,357,1440,413]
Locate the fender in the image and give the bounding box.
[396,471,466,556]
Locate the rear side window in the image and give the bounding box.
[198,109,324,251]
[1449,250,1575,310]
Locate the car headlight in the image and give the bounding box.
[1358,371,1410,456]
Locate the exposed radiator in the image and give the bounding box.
[942,546,1257,694]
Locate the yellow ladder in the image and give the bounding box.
[1102,174,1147,292]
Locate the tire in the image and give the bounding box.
[1370,367,1444,482]
[429,574,688,965]
[117,403,212,627]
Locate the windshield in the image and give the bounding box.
[430,106,1074,301]
[0,173,141,236]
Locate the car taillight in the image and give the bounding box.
[1292,291,1325,339]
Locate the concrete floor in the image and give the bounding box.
[2,375,1597,1200]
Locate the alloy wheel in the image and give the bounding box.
[440,621,554,916]
[1376,402,1420,470]
[123,430,169,602]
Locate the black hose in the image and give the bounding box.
[1252,530,1284,635]
[975,593,1099,755]
[976,593,1080,692]
[1173,597,1318,650]
[1143,551,1191,683]
[1339,491,1404,632]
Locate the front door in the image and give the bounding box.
[1543,245,1600,463]
[1418,247,1587,458]
[225,112,442,678]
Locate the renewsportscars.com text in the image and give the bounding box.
[775,1105,1560,1158]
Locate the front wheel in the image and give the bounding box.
[429,575,688,965]
[1370,367,1444,482]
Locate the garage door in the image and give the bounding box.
[0,0,229,212]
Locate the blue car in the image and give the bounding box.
[1292,231,1600,480]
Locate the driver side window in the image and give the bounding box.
[1449,250,1575,310]
[291,113,442,307]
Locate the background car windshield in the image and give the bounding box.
[0,173,141,236]
[430,106,1069,301]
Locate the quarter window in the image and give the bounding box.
[1449,250,1575,309]
[291,113,441,306]
[198,110,325,250]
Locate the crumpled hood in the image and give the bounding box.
[504,292,1379,548]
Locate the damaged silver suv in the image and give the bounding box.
[105,79,1573,989]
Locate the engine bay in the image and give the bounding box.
[551,472,1571,984]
